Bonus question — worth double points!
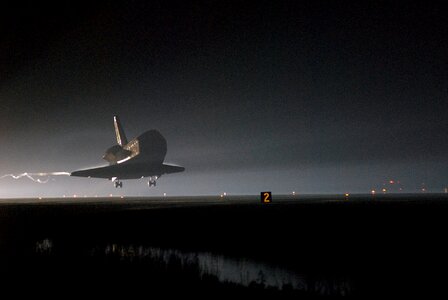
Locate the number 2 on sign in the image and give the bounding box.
[263,193,270,202]
[261,191,272,203]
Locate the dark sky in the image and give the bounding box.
[1,0,447,197]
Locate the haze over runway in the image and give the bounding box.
[1,1,446,198]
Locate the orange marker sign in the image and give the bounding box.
[261,191,272,204]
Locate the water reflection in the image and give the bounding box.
[35,238,53,254]
[92,243,352,295]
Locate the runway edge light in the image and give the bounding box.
[261,191,272,204]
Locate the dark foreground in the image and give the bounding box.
[1,194,448,296]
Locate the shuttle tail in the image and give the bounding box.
[114,116,128,146]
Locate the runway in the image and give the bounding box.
[1,192,445,206]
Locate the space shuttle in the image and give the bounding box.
[70,116,184,188]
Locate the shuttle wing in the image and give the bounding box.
[71,162,184,180]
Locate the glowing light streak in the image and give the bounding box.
[0,172,70,184]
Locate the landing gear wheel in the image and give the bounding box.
[114,181,123,188]
[147,176,159,188]
[148,180,156,187]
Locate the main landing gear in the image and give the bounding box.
[112,176,160,188]
[114,180,123,188]
[148,176,158,188]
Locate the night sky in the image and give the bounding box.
[1,0,447,197]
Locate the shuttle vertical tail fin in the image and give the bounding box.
[114,116,128,146]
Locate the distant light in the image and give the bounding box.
[73,194,77,198]
[109,194,113,197]
[382,188,387,193]
[371,190,376,194]
[39,197,42,200]
[163,193,166,197]
[444,187,448,194]
[292,191,296,196]
[220,194,223,198]
[389,180,394,184]
[223,192,227,196]
[345,193,349,198]
[120,196,124,199]
[63,195,66,198]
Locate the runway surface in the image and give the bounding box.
[1,193,448,296]
[1,192,445,206]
